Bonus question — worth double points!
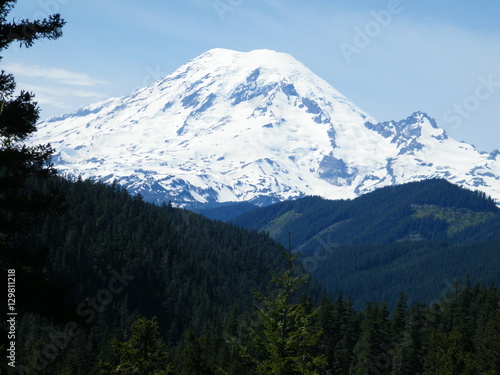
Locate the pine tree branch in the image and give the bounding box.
[0,14,65,52]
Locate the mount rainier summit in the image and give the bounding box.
[32,48,500,207]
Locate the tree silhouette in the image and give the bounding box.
[100,316,174,375]
[0,0,65,266]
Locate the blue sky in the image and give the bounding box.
[3,0,500,152]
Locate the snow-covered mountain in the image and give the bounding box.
[32,48,500,207]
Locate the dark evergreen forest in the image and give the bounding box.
[231,179,500,248]
[231,179,500,308]
[0,176,497,374]
[0,2,498,373]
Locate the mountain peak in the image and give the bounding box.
[187,48,300,72]
[178,48,329,96]
[197,48,301,65]
[409,111,439,129]
[364,110,448,155]
[31,49,500,207]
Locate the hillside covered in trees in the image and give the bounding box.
[0,175,497,374]
[231,179,500,248]
[230,179,500,307]
[0,2,498,373]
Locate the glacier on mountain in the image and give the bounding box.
[32,48,500,207]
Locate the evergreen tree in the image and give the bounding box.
[352,301,391,375]
[0,2,69,324]
[397,302,428,375]
[176,329,214,375]
[99,316,174,375]
[427,329,480,375]
[317,298,338,372]
[0,9,72,368]
[0,0,65,262]
[389,292,411,375]
[390,292,408,339]
[317,294,359,374]
[228,248,325,374]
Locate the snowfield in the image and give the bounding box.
[32,48,500,207]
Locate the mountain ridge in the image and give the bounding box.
[31,48,500,207]
[230,179,500,251]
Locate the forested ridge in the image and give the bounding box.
[230,179,500,308]
[0,2,498,373]
[231,179,500,248]
[0,176,498,374]
[13,176,290,335]
[0,175,290,373]
[311,238,500,309]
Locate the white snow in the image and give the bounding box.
[31,48,500,206]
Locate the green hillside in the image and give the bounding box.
[1,176,498,374]
[0,176,297,373]
[231,179,500,308]
[310,239,500,309]
[232,179,500,251]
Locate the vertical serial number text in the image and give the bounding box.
[7,268,16,368]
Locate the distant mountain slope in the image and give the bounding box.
[231,179,500,308]
[194,201,257,221]
[313,238,500,309]
[231,179,500,253]
[31,48,500,207]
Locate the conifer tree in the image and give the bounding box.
[318,294,359,374]
[352,301,390,375]
[389,292,411,375]
[176,329,214,375]
[99,316,174,375]
[0,0,65,265]
[402,303,428,374]
[228,247,325,375]
[390,292,408,339]
[428,329,480,375]
[0,0,75,330]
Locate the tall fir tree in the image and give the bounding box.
[0,2,75,333]
[0,7,71,367]
[176,329,214,375]
[99,316,174,375]
[352,301,391,375]
[228,247,325,375]
[0,0,65,262]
